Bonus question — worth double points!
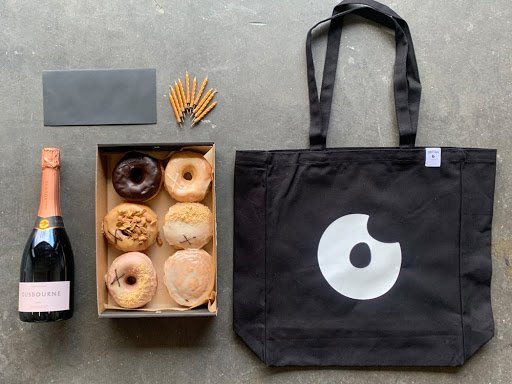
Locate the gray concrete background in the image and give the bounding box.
[1,0,511,382]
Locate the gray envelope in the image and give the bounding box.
[43,68,157,126]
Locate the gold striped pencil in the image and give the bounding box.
[185,71,190,107]
[190,77,197,109]
[174,81,184,114]
[193,76,208,107]
[171,87,185,121]
[177,82,186,117]
[171,86,184,122]
[169,87,182,123]
[178,79,186,114]
[192,101,217,126]
[195,90,216,117]
[193,88,214,115]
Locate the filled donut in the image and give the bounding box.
[112,152,163,202]
[162,202,213,249]
[164,249,215,307]
[164,151,212,202]
[102,203,158,252]
[105,252,158,309]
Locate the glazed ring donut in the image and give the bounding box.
[102,203,159,252]
[164,151,213,202]
[164,249,215,307]
[112,152,163,202]
[162,202,213,249]
[105,252,158,308]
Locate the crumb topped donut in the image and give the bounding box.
[164,249,215,307]
[105,252,158,308]
[162,202,213,249]
[164,151,213,202]
[112,152,163,202]
[103,203,158,252]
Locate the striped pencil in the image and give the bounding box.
[185,71,190,107]
[193,89,213,115]
[169,87,182,123]
[190,77,197,109]
[177,79,186,114]
[192,101,217,126]
[174,81,184,114]
[195,90,216,117]
[194,76,208,107]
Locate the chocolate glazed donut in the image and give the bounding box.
[112,152,163,202]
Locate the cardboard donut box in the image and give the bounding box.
[95,143,217,318]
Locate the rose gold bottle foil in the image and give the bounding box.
[38,148,62,217]
[41,147,60,169]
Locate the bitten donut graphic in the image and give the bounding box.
[317,214,402,300]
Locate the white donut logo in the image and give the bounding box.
[317,214,402,300]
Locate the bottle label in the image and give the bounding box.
[34,216,64,230]
[18,281,70,312]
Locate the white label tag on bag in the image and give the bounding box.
[425,148,441,167]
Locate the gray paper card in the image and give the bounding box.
[43,68,157,126]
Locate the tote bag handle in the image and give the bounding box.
[307,0,422,149]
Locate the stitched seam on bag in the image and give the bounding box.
[267,334,461,340]
[263,162,268,363]
[236,147,496,153]
[294,160,494,165]
[236,160,494,166]
[234,162,268,168]
[458,160,466,360]
[235,160,496,166]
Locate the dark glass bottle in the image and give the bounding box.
[19,148,74,322]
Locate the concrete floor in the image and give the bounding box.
[1,0,511,382]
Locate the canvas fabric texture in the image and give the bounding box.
[233,0,496,367]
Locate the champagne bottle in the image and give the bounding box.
[19,148,74,322]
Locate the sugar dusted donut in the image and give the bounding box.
[164,151,213,202]
[105,252,158,308]
[164,249,215,307]
[103,203,158,252]
[112,152,163,202]
[162,203,213,249]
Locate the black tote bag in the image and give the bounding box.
[233,0,496,366]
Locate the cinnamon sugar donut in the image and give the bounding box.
[105,252,158,309]
[162,202,213,249]
[102,203,158,252]
[164,151,213,202]
[164,249,215,307]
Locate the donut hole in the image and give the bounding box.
[349,242,371,268]
[183,171,193,181]
[125,276,137,285]
[130,167,144,183]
